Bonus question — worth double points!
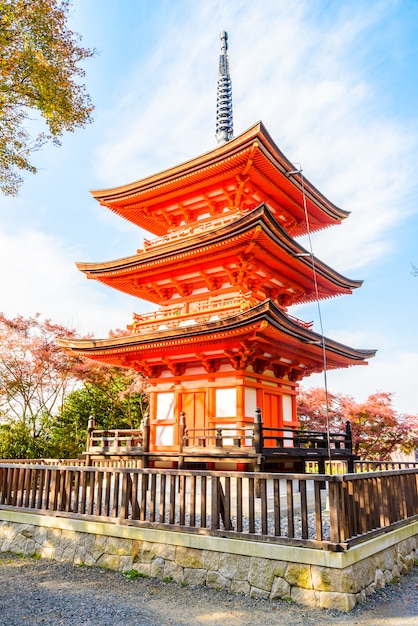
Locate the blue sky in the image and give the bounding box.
[1,0,417,416]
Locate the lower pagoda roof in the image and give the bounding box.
[59,300,376,381]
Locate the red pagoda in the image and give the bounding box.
[60,33,375,468]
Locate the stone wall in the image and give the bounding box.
[0,510,416,612]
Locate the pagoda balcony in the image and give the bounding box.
[128,296,251,332]
[128,297,313,333]
[141,210,248,251]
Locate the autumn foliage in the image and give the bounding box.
[297,387,418,460]
[0,312,80,456]
[0,0,95,194]
[0,313,147,458]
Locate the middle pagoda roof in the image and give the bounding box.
[77,203,361,307]
[90,121,349,238]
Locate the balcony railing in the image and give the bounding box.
[128,297,313,333]
[141,211,247,251]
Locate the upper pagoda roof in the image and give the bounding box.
[90,122,349,238]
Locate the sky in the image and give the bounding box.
[1,0,418,416]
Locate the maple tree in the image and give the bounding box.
[297,387,418,460]
[52,361,148,458]
[0,312,81,457]
[0,0,95,194]
[0,313,148,458]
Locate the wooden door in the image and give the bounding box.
[181,392,206,444]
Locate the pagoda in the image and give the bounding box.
[60,33,375,465]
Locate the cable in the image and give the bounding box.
[294,168,333,466]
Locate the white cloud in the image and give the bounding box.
[0,228,142,337]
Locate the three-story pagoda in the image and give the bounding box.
[60,33,375,462]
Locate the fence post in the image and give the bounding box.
[345,421,352,452]
[178,411,186,470]
[253,408,264,497]
[253,408,263,455]
[141,414,150,469]
[179,411,186,452]
[85,415,95,466]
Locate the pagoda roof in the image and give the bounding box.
[77,203,361,306]
[59,300,375,380]
[90,122,349,238]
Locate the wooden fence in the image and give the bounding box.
[0,463,417,551]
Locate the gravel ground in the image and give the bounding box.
[0,553,417,626]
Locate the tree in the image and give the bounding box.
[297,387,418,460]
[0,313,148,459]
[52,363,148,458]
[0,0,95,194]
[0,312,81,457]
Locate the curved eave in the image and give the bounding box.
[90,122,348,234]
[58,300,376,367]
[76,203,362,300]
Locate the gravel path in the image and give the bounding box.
[0,553,417,626]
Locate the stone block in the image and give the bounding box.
[132,539,143,563]
[285,563,312,589]
[142,541,175,563]
[183,567,207,586]
[290,586,320,608]
[175,546,203,569]
[311,565,357,594]
[132,562,152,577]
[218,553,250,580]
[106,536,132,556]
[150,557,165,578]
[319,591,357,612]
[20,526,35,539]
[40,545,54,559]
[272,560,287,578]
[384,569,393,583]
[118,555,133,571]
[163,559,183,583]
[96,553,121,570]
[364,582,376,596]
[230,579,250,594]
[141,541,159,563]
[24,538,36,554]
[74,548,96,567]
[248,557,274,591]
[350,559,375,593]
[270,576,291,600]
[206,570,231,590]
[398,553,413,575]
[60,530,77,551]
[375,568,386,588]
[250,585,270,599]
[91,535,108,561]
[202,549,220,571]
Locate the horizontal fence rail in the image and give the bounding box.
[0,464,417,551]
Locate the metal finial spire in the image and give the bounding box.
[216,31,233,145]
